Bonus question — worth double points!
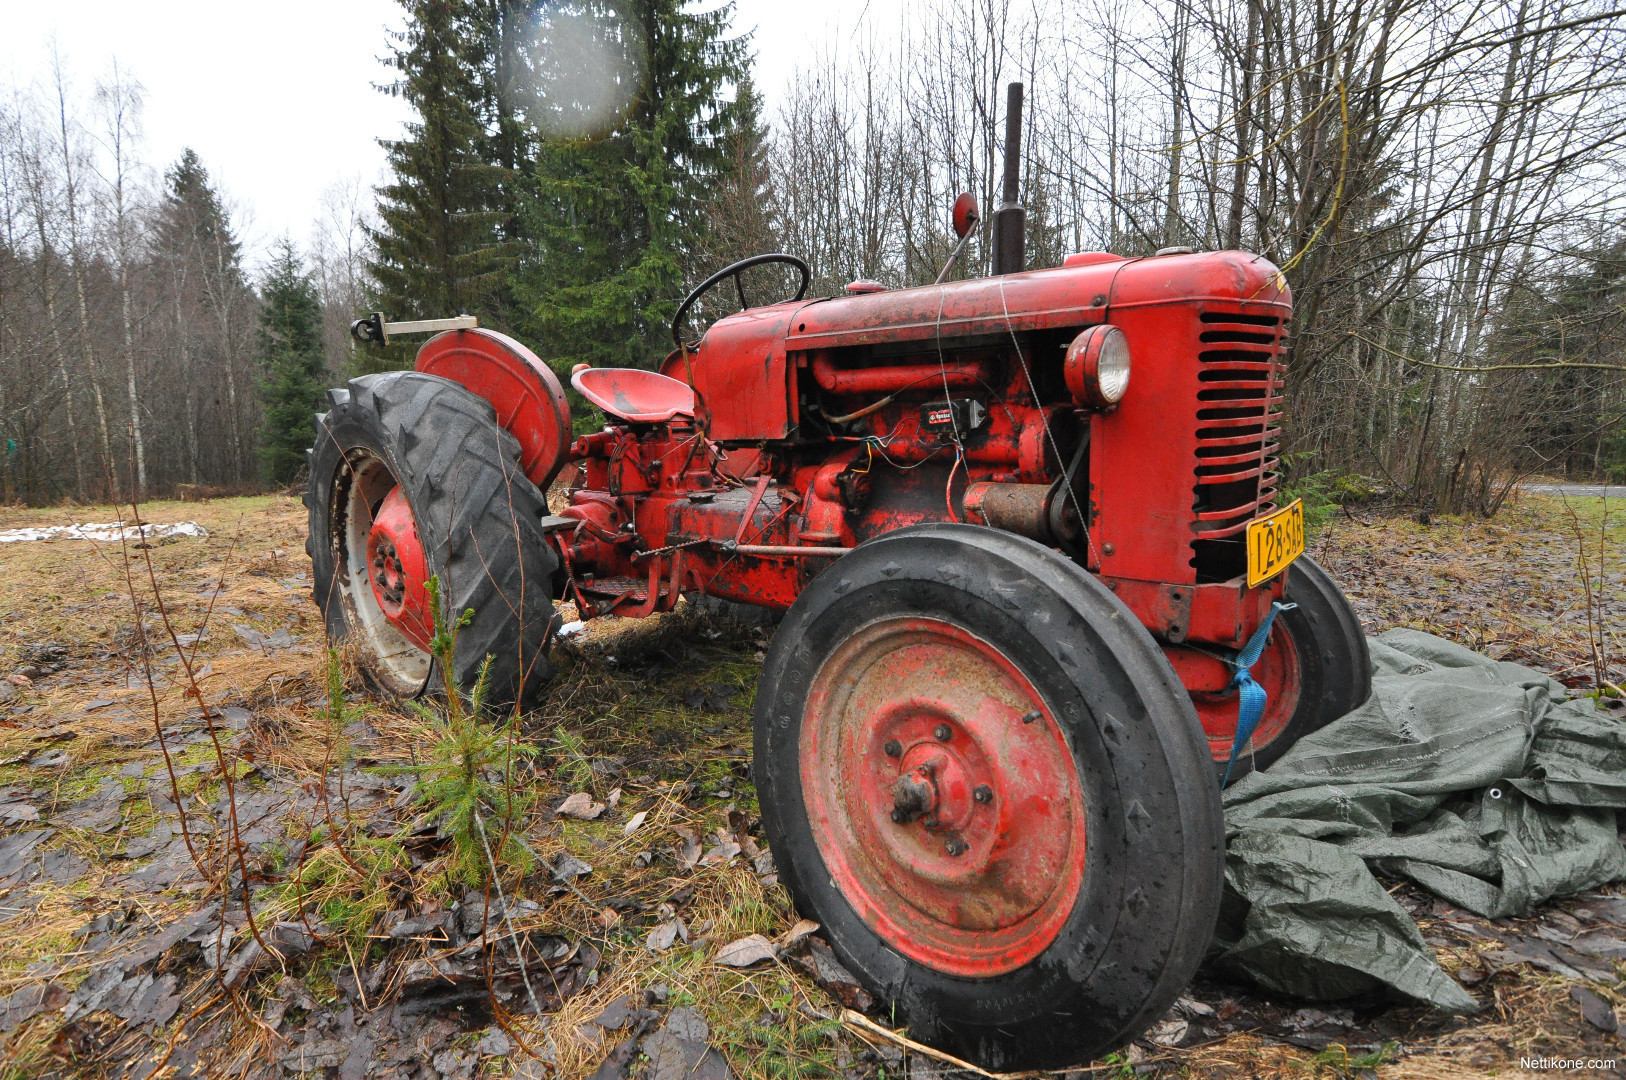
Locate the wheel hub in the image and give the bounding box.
[1181,623,1301,762]
[365,486,433,650]
[801,617,1087,977]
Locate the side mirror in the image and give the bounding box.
[952,193,979,238]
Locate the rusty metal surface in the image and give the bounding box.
[962,481,1053,542]
[413,328,572,490]
[365,486,433,651]
[1163,622,1301,761]
[798,617,1086,977]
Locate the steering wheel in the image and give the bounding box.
[671,253,811,349]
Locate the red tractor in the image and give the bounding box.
[307,85,1369,1070]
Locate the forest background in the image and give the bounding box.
[1,0,1623,511]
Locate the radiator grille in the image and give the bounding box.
[1190,310,1286,580]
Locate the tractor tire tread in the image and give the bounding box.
[307,371,557,707]
[755,524,1224,1071]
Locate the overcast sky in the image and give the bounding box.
[0,0,905,262]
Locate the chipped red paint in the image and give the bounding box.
[1166,623,1301,761]
[414,329,571,490]
[799,617,1086,976]
[570,367,696,424]
[366,486,433,651]
[422,250,1296,762]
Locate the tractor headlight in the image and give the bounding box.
[1064,325,1132,408]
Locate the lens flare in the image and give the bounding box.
[520,7,645,139]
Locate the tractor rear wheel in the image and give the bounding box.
[753,525,1224,1072]
[1193,555,1371,784]
[304,372,559,708]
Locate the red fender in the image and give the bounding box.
[415,329,572,490]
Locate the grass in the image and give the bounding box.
[1,493,1622,1079]
[1313,491,1624,690]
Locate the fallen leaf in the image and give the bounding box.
[557,792,605,820]
[676,828,702,870]
[778,919,820,950]
[552,854,594,881]
[622,810,648,837]
[1146,1018,1188,1047]
[647,918,685,952]
[1571,985,1618,1032]
[5,674,32,688]
[592,994,637,1031]
[714,934,778,968]
[607,787,623,809]
[598,907,622,928]
[795,937,874,1011]
[700,841,741,866]
[0,803,40,825]
[476,1027,513,1057]
[0,982,67,1033]
[726,808,750,844]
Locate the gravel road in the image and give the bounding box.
[1518,482,1622,498]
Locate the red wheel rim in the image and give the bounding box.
[1191,624,1301,761]
[366,486,433,651]
[800,617,1087,977]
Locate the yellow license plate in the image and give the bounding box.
[1245,499,1305,587]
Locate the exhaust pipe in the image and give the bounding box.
[991,82,1026,276]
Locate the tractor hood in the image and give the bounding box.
[671,250,1290,443]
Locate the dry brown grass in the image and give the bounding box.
[1,493,1622,1079]
[1313,492,1625,691]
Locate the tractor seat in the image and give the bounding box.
[570,366,695,424]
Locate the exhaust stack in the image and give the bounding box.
[991,82,1026,276]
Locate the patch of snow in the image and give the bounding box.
[0,521,209,544]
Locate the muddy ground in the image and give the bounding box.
[0,492,1621,1079]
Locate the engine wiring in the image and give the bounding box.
[935,284,969,522]
[997,275,1102,569]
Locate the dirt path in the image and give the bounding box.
[0,494,1621,1079]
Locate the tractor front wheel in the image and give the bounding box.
[754,525,1224,1072]
[304,372,559,708]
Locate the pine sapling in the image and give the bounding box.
[404,574,537,885]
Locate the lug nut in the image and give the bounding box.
[944,838,968,856]
[973,784,993,804]
[933,723,952,742]
[883,739,902,758]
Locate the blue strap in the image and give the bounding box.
[1221,601,1296,787]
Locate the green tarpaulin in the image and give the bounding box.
[1213,629,1626,1012]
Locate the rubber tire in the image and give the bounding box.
[305,371,559,708]
[1222,555,1372,784]
[754,524,1225,1072]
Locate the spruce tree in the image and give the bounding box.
[257,239,327,485]
[368,0,513,372]
[156,150,242,271]
[517,0,752,372]
[154,149,257,486]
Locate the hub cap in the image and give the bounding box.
[800,617,1086,977]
